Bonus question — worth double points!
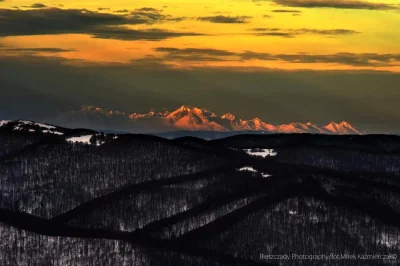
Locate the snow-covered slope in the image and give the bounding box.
[276,122,328,134]
[0,120,65,135]
[324,121,361,135]
[0,119,120,146]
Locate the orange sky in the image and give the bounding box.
[0,0,399,71]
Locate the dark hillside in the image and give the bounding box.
[1,126,399,265]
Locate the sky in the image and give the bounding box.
[0,0,399,132]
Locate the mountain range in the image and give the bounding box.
[47,105,362,134]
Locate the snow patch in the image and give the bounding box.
[15,121,56,129]
[95,140,105,146]
[311,215,319,222]
[238,166,272,178]
[0,120,10,127]
[243,148,277,158]
[238,166,258,172]
[66,134,110,146]
[66,135,93,145]
[18,120,33,125]
[377,232,399,248]
[36,123,56,129]
[43,130,64,135]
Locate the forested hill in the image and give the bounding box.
[1,122,400,265]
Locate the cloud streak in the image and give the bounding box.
[241,51,400,66]
[271,0,396,10]
[155,47,400,67]
[130,7,168,24]
[251,27,360,37]
[271,9,302,12]
[154,47,236,61]
[0,47,75,53]
[155,47,236,56]
[197,15,252,23]
[90,27,203,41]
[26,3,47,9]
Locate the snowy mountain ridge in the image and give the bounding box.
[1,105,363,134]
[60,105,362,134]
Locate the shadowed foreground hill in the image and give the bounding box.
[0,125,399,265]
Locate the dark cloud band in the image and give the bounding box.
[0,8,201,40]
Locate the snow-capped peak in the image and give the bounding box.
[277,123,307,133]
[129,111,157,120]
[192,107,203,115]
[163,106,225,131]
[167,106,216,120]
[166,106,191,120]
[339,121,352,128]
[324,121,360,135]
[177,105,191,113]
[107,110,126,116]
[221,113,236,121]
[77,106,104,113]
